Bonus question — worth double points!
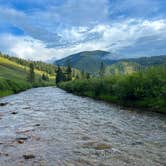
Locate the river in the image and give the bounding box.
[0,87,166,166]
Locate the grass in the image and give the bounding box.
[0,56,55,98]
[0,57,55,79]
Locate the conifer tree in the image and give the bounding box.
[99,62,105,78]
[66,64,72,81]
[42,73,49,81]
[86,72,90,79]
[28,63,35,83]
[81,70,85,79]
[56,66,65,84]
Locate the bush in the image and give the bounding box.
[59,66,166,113]
[0,78,32,97]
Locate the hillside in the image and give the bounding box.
[126,55,166,66]
[105,61,142,75]
[55,50,117,74]
[55,50,166,75]
[0,54,55,97]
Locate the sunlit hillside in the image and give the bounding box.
[0,56,55,97]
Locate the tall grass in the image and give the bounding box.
[0,77,32,97]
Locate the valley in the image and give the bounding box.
[1,1,166,165]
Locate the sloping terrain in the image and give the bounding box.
[0,56,55,97]
[55,50,166,75]
[105,61,142,75]
[55,50,117,74]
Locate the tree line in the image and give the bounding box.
[27,62,89,85]
[0,52,56,75]
[55,64,91,84]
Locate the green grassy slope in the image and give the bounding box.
[0,56,55,97]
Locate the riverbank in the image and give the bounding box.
[0,54,56,98]
[0,78,55,98]
[59,66,166,113]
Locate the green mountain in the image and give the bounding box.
[126,55,166,66]
[55,50,166,75]
[54,50,117,74]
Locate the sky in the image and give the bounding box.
[0,0,166,61]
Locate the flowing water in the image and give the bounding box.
[0,87,166,166]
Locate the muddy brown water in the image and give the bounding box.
[0,87,166,166]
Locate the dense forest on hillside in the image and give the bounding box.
[127,55,166,66]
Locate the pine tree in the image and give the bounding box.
[99,62,105,78]
[86,73,90,79]
[66,64,72,81]
[56,66,65,84]
[81,70,85,79]
[42,73,49,81]
[28,63,35,83]
[76,74,79,79]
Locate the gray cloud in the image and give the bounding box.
[0,0,166,61]
[0,0,109,47]
[118,34,166,57]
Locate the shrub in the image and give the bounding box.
[59,65,166,112]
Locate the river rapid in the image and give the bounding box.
[0,87,166,166]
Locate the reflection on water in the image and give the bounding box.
[0,87,166,166]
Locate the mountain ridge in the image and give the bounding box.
[54,50,117,74]
[54,50,166,74]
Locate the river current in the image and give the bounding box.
[0,87,166,166]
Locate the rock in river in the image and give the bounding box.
[17,140,24,144]
[0,102,8,106]
[11,111,17,115]
[23,154,35,159]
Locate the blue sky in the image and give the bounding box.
[0,0,166,61]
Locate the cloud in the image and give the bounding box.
[0,33,108,61]
[1,18,166,61]
[0,0,166,61]
[0,34,58,61]
[109,0,166,20]
[58,19,166,57]
[0,0,109,47]
[0,7,61,46]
